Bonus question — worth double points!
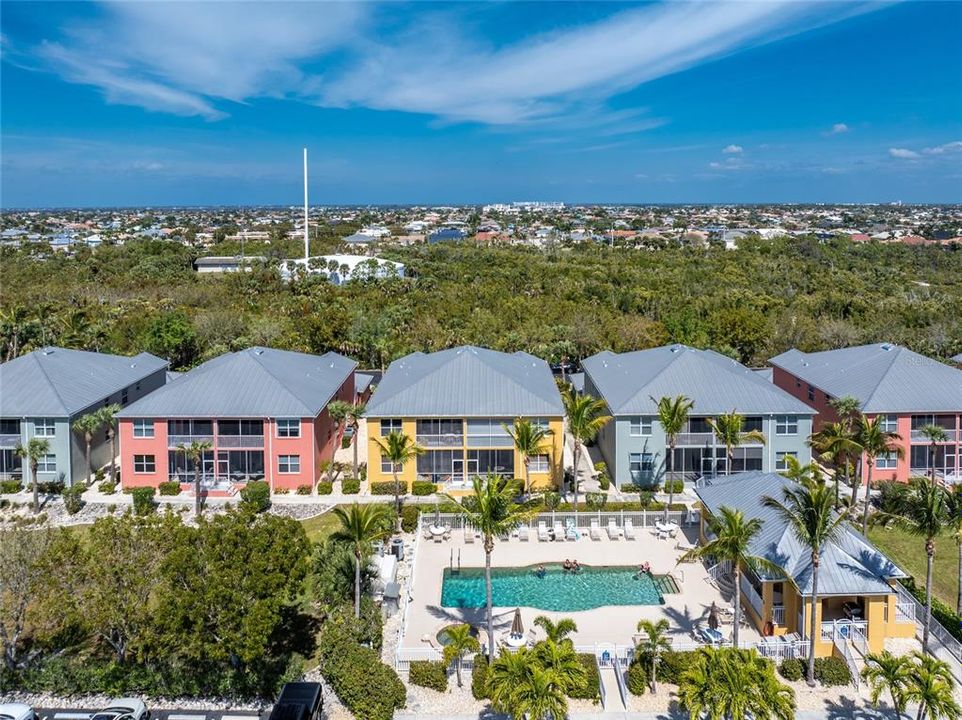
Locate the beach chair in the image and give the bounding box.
[464,527,475,543]
[423,526,433,541]
[589,519,602,541]
[606,519,620,540]
[443,523,452,540]
[565,518,581,540]
[538,521,550,542]
[624,518,637,540]
[519,525,530,542]
[552,521,564,541]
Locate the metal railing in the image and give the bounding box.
[612,653,628,709]
[895,601,915,624]
[415,433,463,447]
[772,604,786,626]
[739,573,764,620]
[168,434,214,447]
[910,428,958,443]
[835,637,860,690]
[675,432,714,446]
[895,582,962,665]
[395,512,424,673]
[0,433,21,448]
[430,509,691,533]
[216,434,264,448]
[596,653,606,708]
[756,638,809,660]
[821,619,868,643]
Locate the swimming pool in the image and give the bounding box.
[440,564,676,611]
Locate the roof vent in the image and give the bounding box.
[881,343,892,351]
[42,348,55,355]
[253,348,264,355]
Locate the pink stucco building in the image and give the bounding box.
[117,347,356,493]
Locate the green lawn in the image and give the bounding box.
[867,525,960,608]
[300,509,344,544]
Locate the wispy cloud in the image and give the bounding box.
[722,144,743,154]
[889,147,920,159]
[827,123,850,135]
[19,1,885,127]
[923,140,962,155]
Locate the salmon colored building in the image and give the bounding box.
[770,343,962,485]
[117,347,356,493]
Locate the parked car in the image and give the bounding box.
[0,704,37,720]
[268,682,322,720]
[91,699,149,720]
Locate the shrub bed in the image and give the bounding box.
[663,479,684,494]
[342,478,360,494]
[0,479,22,494]
[778,658,804,682]
[409,660,448,692]
[63,485,85,515]
[131,487,155,515]
[400,505,420,533]
[370,481,405,496]
[37,480,65,495]
[471,653,489,700]
[568,654,600,699]
[901,578,962,643]
[98,480,117,494]
[654,649,696,684]
[300,484,318,495]
[814,656,851,687]
[240,481,271,512]
[411,481,437,496]
[626,658,648,695]
[158,481,182,496]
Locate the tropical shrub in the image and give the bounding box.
[814,656,851,687]
[655,649,696,684]
[568,654,600,699]
[158,481,181,496]
[400,505,420,533]
[663,479,684,494]
[626,658,648,695]
[62,485,85,515]
[471,653,489,699]
[370,481,404,496]
[98,479,116,494]
[0,479,22,494]
[304,483,323,495]
[778,658,804,682]
[409,660,448,692]
[342,478,360,494]
[37,480,65,495]
[239,480,271,512]
[131,487,155,515]
[901,578,962,642]
[585,492,607,510]
[411,481,437,496]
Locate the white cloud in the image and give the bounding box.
[889,148,920,159]
[829,123,849,135]
[722,144,743,154]
[923,141,962,155]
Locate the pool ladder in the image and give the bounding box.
[450,548,461,573]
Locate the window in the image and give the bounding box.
[0,449,22,475]
[531,418,550,431]
[466,419,509,447]
[417,450,455,480]
[419,419,465,445]
[223,450,264,479]
[775,451,798,471]
[731,447,763,472]
[278,455,300,473]
[37,454,56,473]
[380,418,403,436]
[468,449,514,476]
[775,415,798,435]
[134,454,156,473]
[276,418,301,438]
[133,419,154,438]
[0,419,20,435]
[121,388,128,405]
[218,419,262,436]
[34,419,56,437]
[529,455,550,473]
[629,417,653,436]
[629,453,654,481]
[743,416,763,432]
[807,385,815,402]
[880,415,898,433]
[168,419,212,437]
[381,456,400,473]
[877,451,898,469]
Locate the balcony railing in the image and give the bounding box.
[911,428,959,443]
[415,433,463,448]
[216,434,264,448]
[168,434,214,447]
[895,601,915,624]
[676,432,714,446]
[772,605,786,626]
[739,573,764,619]
[0,433,21,448]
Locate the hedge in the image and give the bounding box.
[626,658,648,695]
[240,481,271,512]
[302,483,321,495]
[400,505,420,533]
[98,480,117,494]
[568,654,600,699]
[409,660,448,692]
[0,479,22,494]
[663,479,684,494]
[63,485,85,515]
[370,481,405,496]
[654,649,696,684]
[471,653,489,700]
[814,656,851,687]
[131,487,155,515]
[778,658,804,682]
[158,481,181,496]
[342,478,360,494]
[411,481,437,496]
[37,480,65,495]
[901,578,962,643]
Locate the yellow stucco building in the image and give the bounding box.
[365,346,565,493]
[696,472,918,658]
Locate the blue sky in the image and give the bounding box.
[2,1,961,207]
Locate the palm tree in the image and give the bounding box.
[874,478,949,652]
[678,647,796,720]
[176,439,213,519]
[534,637,587,695]
[856,414,904,534]
[679,506,783,647]
[98,403,122,483]
[15,437,50,514]
[779,455,820,485]
[444,475,534,660]
[373,431,424,532]
[330,503,392,617]
[72,411,104,486]
[652,395,693,522]
[917,424,949,487]
[635,618,671,693]
[509,665,568,720]
[707,410,767,477]
[904,651,961,720]
[862,650,912,716]
[943,486,962,615]
[488,647,534,713]
[504,418,554,495]
[762,480,847,685]
[810,420,860,508]
[442,624,479,688]
[561,386,611,520]
[346,401,367,482]
[533,615,577,644]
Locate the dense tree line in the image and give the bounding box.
[1,236,959,369]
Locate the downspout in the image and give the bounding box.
[267,416,274,493]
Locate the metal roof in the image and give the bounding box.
[581,345,813,416]
[355,373,374,395]
[951,352,962,364]
[769,343,962,413]
[0,347,168,418]
[117,347,356,418]
[696,471,905,597]
[366,346,563,418]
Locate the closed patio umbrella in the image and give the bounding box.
[511,608,524,636]
[708,602,720,631]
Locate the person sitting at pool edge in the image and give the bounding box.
[638,561,651,576]
[562,559,572,572]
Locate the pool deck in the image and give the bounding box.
[402,524,760,654]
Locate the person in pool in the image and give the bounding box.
[571,559,581,573]
[535,564,546,578]
[638,561,651,575]
[562,559,572,572]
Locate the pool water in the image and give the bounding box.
[440,564,674,611]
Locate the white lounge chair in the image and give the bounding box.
[519,525,530,542]
[606,519,620,540]
[624,519,637,540]
[553,521,564,541]
[464,527,475,543]
[589,519,602,541]
[538,521,550,541]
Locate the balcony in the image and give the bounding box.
[676,432,714,446]
[911,428,959,443]
[0,433,21,448]
[739,573,764,620]
[415,433,463,448]
[168,434,214,447]
[772,605,786,626]
[216,434,264,448]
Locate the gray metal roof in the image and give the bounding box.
[568,372,585,394]
[366,346,563,418]
[770,343,962,413]
[581,345,813,416]
[951,352,962,364]
[355,373,374,395]
[696,471,905,597]
[117,347,356,418]
[0,347,168,418]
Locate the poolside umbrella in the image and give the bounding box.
[708,602,720,631]
[511,608,524,636]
